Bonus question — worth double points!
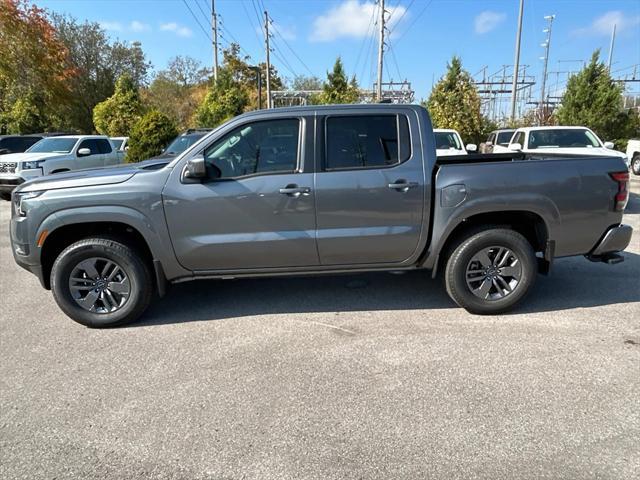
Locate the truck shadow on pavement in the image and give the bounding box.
[136,251,640,327]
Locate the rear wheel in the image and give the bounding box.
[445,228,537,314]
[51,237,153,327]
[632,153,640,176]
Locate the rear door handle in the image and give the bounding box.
[279,185,311,196]
[388,180,419,191]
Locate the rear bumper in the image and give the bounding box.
[590,224,633,256]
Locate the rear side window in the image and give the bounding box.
[96,139,113,154]
[325,114,411,170]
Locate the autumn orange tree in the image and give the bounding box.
[0,0,74,133]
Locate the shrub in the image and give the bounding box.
[126,110,178,163]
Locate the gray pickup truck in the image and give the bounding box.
[9,105,632,327]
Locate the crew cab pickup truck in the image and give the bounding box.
[10,105,632,327]
[0,135,122,199]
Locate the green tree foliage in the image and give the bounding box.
[126,110,178,163]
[425,56,482,143]
[146,56,209,130]
[195,69,249,128]
[317,58,359,104]
[50,13,151,133]
[0,0,73,133]
[93,74,145,136]
[556,50,637,143]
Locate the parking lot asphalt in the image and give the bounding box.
[1,178,639,480]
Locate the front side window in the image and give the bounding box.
[527,129,601,149]
[325,115,410,170]
[434,131,462,150]
[204,118,300,179]
[78,139,99,155]
[27,138,77,153]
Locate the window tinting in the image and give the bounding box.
[326,115,408,169]
[204,118,299,178]
[496,130,515,145]
[96,139,112,154]
[78,139,99,155]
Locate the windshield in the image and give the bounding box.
[434,132,462,150]
[27,137,77,153]
[164,134,205,155]
[528,129,601,149]
[496,130,515,145]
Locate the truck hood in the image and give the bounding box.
[0,152,67,163]
[16,161,167,193]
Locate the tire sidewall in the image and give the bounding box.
[632,154,640,176]
[51,240,149,328]
[446,229,537,314]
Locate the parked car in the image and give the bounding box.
[480,129,515,153]
[434,128,476,156]
[0,135,122,199]
[507,126,629,167]
[626,139,640,175]
[151,129,213,160]
[9,105,632,327]
[0,135,45,155]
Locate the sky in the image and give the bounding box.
[37,0,640,102]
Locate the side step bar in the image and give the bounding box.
[586,252,625,264]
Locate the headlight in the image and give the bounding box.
[22,160,45,170]
[13,191,45,217]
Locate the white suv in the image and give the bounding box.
[0,135,123,199]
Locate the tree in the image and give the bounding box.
[126,110,178,163]
[195,69,249,128]
[556,50,635,143]
[425,56,482,144]
[0,0,73,133]
[291,75,323,91]
[93,74,145,136]
[146,56,209,130]
[317,58,359,104]
[50,13,151,133]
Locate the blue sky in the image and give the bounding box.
[38,0,640,101]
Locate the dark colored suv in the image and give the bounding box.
[0,135,44,155]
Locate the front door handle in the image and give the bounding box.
[279,184,311,197]
[388,179,419,192]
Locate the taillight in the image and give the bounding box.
[609,172,629,211]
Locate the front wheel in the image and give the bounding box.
[632,154,640,176]
[51,237,153,327]
[444,228,537,314]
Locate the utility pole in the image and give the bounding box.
[510,0,524,122]
[212,0,218,82]
[607,23,616,70]
[539,14,555,124]
[376,0,385,102]
[264,10,272,109]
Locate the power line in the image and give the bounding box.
[241,0,264,51]
[269,21,314,77]
[181,0,213,43]
[388,0,415,33]
[354,3,377,78]
[393,0,433,44]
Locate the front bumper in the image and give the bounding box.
[590,224,633,256]
[10,210,48,289]
[0,176,24,193]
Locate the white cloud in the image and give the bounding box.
[100,21,123,32]
[160,22,193,38]
[256,22,297,41]
[572,10,640,36]
[310,0,406,42]
[129,20,151,33]
[474,11,506,34]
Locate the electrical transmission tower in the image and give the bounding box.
[538,14,555,125]
[473,65,535,123]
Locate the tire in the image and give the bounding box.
[444,228,537,315]
[632,153,640,176]
[51,237,153,328]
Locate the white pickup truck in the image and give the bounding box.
[626,139,640,175]
[433,129,477,156]
[0,135,123,199]
[507,126,629,167]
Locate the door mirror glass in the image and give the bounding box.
[77,147,91,156]
[184,155,207,179]
[509,143,522,151]
[604,141,615,149]
[465,143,477,152]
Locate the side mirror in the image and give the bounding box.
[465,143,477,152]
[125,146,129,151]
[77,147,91,156]
[184,155,207,179]
[509,143,522,151]
[604,141,615,149]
